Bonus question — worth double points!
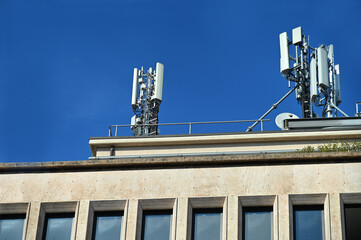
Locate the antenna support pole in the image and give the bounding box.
[131,63,164,136]
[330,102,349,117]
[278,27,347,120]
[246,84,299,132]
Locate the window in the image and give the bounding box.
[89,200,127,240]
[243,207,272,240]
[192,208,222,240]
[141,210,172,240]
[293,205,324,240]
[239,195,277,240]
[344,204,361,240]
[137,198,176,240]
[92,211,123,240]
[0,203,29,240]
[42,213,74,240]
[0,214,26,240]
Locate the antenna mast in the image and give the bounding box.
[247,27,347,132]
[280,26,346,118]
[131,62,164,136]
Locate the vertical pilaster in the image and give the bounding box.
[278,194,291,240]
[175,197,189,240]
[227,196,239,240]
[25,201,41,240]
[329,193,343,240]
[75,200,90,240]
[125,199,139,240]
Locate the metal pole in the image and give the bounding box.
[109,127,112,137]
[246,84,299,132]
[189,123,192,134]
[357,103,359,116]
[115,126,118,137]
[330,102,349,117]
[261,120,264,131]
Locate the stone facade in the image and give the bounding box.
[1,128,361,240]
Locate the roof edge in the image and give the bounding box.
[1,151,361,173]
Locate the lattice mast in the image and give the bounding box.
[131,62,164,136]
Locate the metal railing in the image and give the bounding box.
[356,102,361,117]
[108,119,270,137]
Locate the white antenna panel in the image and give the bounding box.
[334,64,342,105]
[328,44,334,63]
[131,68,139,106]
[292,26,302,45]
[152,62,164,101]
[310,57,318,102]
[317,47,329,89]
[279,32,290,73]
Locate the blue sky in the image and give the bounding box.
[1,0,360,162]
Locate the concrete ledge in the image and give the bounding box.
[89,129,361,157]
[1,151,361,173]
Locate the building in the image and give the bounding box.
[1,127,361,240]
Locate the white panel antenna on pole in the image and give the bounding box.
[279,32,290,74]
[310,57,318,102]
[152,62,164,101]
[292,26,302,45]
[334,64,342,105]
[328,44,334,63]
[317,46,330,89]
[130,62,165,136]
[328,44,335,86]
[131,68,139,107]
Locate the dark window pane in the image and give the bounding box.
[344,204,361,240]
[92,211,123,240]
[43,213,74,240]
[294,205,323,240]
[192,208,222,240]
[0,214,26,240]
[142,210,172,240]
[243,207,272,240]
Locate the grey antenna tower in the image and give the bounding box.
[247,26,347,132]
[130,62,164,136]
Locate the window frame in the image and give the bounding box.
[42,212,75,240]
[0,213,27,240]
[87,200,127,240]
[36,201,79,240]
[187,197,227,240]
[141,209,173,240]
[340,193,361,240]
[292,205,324,240]
[239,195,277,240]
[342,203,361,239]
[191,207,223,240]
[91,210,124,240]
[289,194,329,240]
[0,203,29,240]
[242,206,273,240]
[136,198,177,240]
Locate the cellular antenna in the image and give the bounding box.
[247,26,348,132]
[130,62,164,136]
[279,27,347,118]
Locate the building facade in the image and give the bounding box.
[1,128,361,240]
